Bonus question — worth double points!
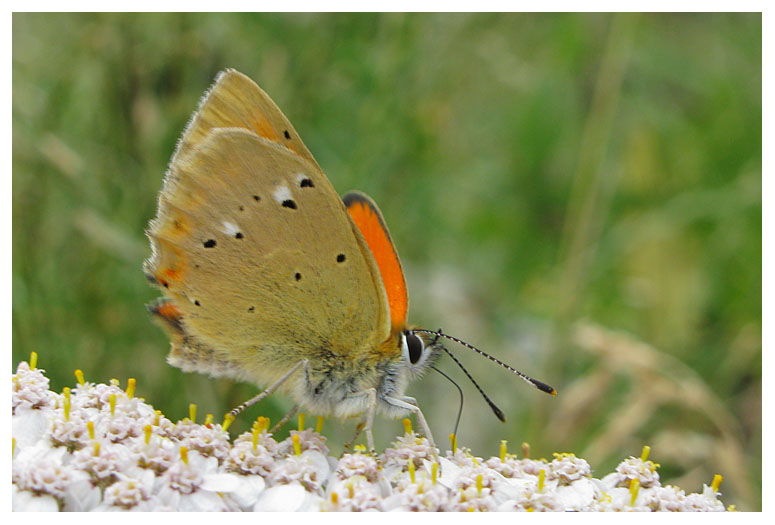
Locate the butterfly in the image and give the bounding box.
[145,69,555,450]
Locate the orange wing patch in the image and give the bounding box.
[147,298,184,335]
[155,300,182,321]
[344,191,408,332]
[253,116,279,142]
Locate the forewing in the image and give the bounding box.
[172,68,319,171]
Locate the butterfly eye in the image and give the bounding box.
[403,331,425,365]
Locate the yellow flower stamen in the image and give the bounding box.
[252,423,260,451]
[403,418,412,435]
[292,433,301,456]
[476,474,483,496]
[74,369,85,386]
[354,444,367,453]
[346,481,354,499]
[331,492,339,505]
[109,393,116,417]
[154,410,161,426]
[449,433,457,452]
[29,352,38,370]
[641,445,651,462]
[500,440,508,462]
[12,438,16,457]
[189,403,197,423]
[62,387,71,421]
[537,469,546,493]
[298,412,305,432]
[110,378,119,388]
[222,413,235,431]
[256,416,270,434]
[144,424,152,445]
[408,459,416,484]
[431,462,439,485]
[204,413,213,426]
[522,442,530,459]
[316,416,325,434]
[629,479,640,506]
[126,378,136,399]
[711,474,723,492]
[727,504,736,512]
[180,446,189,465]
[87,421,95,440]
[93,441,101,456]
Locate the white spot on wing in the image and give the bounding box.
[221,221,240,236]
[295,173,308,184]
[273,184,292,204]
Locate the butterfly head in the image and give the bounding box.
[398,328,444,380]
[357,327,443,420]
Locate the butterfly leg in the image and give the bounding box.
[269,404,299,434]
[364,388,378,453]
[340,387,379,453]
[384,396,436,449]
[342,421,366,457]
[227,359,308,419]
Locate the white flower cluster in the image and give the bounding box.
[12,359,729,511]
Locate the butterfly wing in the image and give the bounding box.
[171,68,319,170]
[343,191,409,332]
[145,73,391,388]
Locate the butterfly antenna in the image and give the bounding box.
[431,366,464,437]
[435,342,506,422]
[418,328,558,397]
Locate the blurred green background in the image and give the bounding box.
[12,13,760,509]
